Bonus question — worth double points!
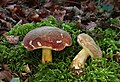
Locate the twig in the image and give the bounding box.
[15,19,22,26]
[6,16,16,23]
[64,6,83,16]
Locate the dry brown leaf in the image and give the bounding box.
[0,11,5,19]
[54,9,66,21]
[27,13,41,22]
[81,0,97,12]
[21,64,31,77]
[64,6,83,16]
[86,21,97,31]
[24,64,31,73]
[24,0,39,7]
[44,1,53,9]
[2,33,19,44]
[0,18,12,34]
[0,0,12,7]
[0,64,12,82]
[114,52,120,62]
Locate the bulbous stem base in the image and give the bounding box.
[70,49,89,75]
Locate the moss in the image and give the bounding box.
[0,16,120,81]
[82,58,120,82]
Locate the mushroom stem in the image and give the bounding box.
[70,49,89,75]
[42,48,52,64]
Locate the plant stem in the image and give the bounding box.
[42,48,52,64]
[70,49,89,70]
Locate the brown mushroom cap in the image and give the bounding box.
[77,33,102,59]
[22,26,72,51]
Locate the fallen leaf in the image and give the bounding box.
[86,21,97,31]
[114,52,120,62]
[81,0,97,12]
[44,1,53,9]
[24,0,39,7]
[2,33,19,44]
[27,12,41,22]
[0,64,12,82]
[24,64,31,73]
[64,6,83,16]
[0,11,5,19]
[0,0,6,6]
[0,18,12,29]
[54,9,66,21]
[21,64,31,76]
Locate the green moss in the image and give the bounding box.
[106,18,120,25]
[0,17,120,81]
[82,58,120,82]
[91,27,120,58]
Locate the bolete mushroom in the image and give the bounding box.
[70,33,102,75]
[22,26,72,64]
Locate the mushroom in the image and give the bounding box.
[70,33,102,75]
[22,26,72,64]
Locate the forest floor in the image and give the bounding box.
[0,0,120,82]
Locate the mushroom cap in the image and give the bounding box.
[22,26,72,51]
[77,33,102,59]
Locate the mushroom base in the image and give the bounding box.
[42,48,52,64]
[70,49,89,75]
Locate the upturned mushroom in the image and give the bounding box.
[70,33,102,75]
[22,26,72,64]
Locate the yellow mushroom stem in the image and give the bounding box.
[70,49,89,70]
[42,48,52,64]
